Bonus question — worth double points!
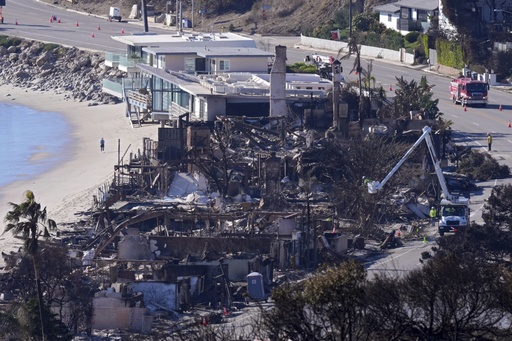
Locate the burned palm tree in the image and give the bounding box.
[3,190,56,341]
[339,37,365,127]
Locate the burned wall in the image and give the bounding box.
[148,236,272,259]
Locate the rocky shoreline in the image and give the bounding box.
[0,39,122,104]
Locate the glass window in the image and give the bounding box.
[152,77,162,90]
[180,92,190,109]
[185,58,196,72]
[153,91,162,111]
[388,14,392,22]
[219,60,230,71]
[163,92,170,111]
[199,99,206,120]
[158,55,165,69]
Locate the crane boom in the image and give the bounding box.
[367,125,470,237]
[368,126,451,199]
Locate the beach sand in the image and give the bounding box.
[0,85,158,266]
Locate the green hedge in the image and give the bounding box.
[436,38,465,69]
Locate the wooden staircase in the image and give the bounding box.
[124,89,153,128]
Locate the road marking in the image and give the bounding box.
[470,179,497,218]
[365,244,427,268]
[508,140,512,144]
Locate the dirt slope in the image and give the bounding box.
[43,0,388,36]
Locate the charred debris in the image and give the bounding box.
[0,108,478,334]
[74,114,471,287]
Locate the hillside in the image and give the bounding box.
[44,0,388,36]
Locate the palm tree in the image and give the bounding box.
[340,37,364,126]
[4,190,56,341]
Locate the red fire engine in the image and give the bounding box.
[449,76,489,107]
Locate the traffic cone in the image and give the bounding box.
[508,120,511,128]
[423,236,427,243]
[389,84,393,91]
[121,28,125,34]
[463,106,467,111]
[49,17,53,23]
[58,18,61,23]
[98,25,101,30]
[91,32,95,38]
[15,19,18,25]
[223,307,228,315]
[499,105,503,111]
[202,317,207,326]
[397,230,401,237]
[76,21,79,27]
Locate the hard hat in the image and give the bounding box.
[431,206,435,209]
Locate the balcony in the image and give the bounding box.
[104,52,146,73]
[118,55,145,73]
[397,19,429,32]
[102,79,123,98]
[102,77,152,99]
[104,52,121,68]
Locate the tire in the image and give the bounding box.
[439,230,444,236]
[482,103,487,108]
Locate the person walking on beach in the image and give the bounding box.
[487,133,492,152]
[100,138,105,153]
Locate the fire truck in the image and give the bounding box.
[449,76,489,107]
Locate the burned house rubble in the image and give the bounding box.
[0,109,476,336]
[0,48,477,337]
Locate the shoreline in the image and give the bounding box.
[0,85,158,266]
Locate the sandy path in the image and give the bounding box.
[0,85,158,265]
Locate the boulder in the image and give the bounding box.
[40,62,54,71]
[15,71,31,79]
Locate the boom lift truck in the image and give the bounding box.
[367,126,470,236]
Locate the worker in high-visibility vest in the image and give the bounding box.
[429,207,437,226]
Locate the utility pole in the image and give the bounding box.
[141,0,149,33]
[179,0,183,34]
[349,0,352,39]
[191,0,194,30]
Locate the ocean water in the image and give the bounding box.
[0,103,70,188]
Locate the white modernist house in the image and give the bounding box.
[102,32,333,125]
[374,0,438,34]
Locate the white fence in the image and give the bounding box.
[300,35,415,65]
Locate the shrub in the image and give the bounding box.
[353,12,379,32]
[458,150,510,180]
[0,35,22,48]
[286,62,318,73]
[404,31,420,44]
[42,43,60,52]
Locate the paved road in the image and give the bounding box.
[0,0,173,51]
